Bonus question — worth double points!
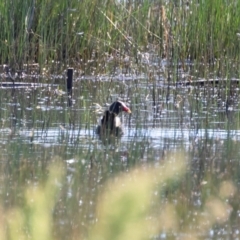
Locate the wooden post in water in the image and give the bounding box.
[67,68,73,106]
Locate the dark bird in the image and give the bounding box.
[96,101,131,136]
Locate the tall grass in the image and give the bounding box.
[0,153,237,240]
[0,0,240,76]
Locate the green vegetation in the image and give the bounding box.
[0,1,240,239]
[4,161,64,240]
[1,0,240,76]
[0,153,237,240]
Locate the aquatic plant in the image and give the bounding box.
[0,0,239,78]
[0,153,236,239]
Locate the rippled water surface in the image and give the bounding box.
[0,73,240,239]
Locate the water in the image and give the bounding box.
[0,74,239,239]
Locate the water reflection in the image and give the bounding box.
[0,77,239,239]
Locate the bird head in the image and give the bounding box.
[109,101,131,115]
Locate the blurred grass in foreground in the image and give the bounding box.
[89,152,187,240]
[2,160,65,240]
[0,153,236,240]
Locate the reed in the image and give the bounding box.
[0,152,237,240]
[0,0,239,78]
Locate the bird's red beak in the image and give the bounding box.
[122,105,131,113]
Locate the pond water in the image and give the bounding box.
[0,72,240,239]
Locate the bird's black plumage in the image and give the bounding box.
[96,101,131,136]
